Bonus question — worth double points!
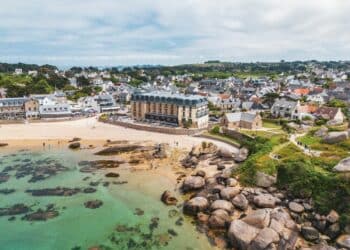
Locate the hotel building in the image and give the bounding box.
[131,92,209,129]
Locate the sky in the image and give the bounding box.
[0,0,350,67]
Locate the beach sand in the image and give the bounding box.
[0,117,239,153]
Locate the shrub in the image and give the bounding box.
[211,125,220,134]
[277,157,350,216]
[315,118,327,126]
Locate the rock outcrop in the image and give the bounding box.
[208,209,231,229]
[68,142,81,150]
[220,187,240,200]
[182,176,205,191]
[161,190,178,206]
[228,220,260,250]
[234,147,249,162]
[255,171,277,188]
[84,200,103,209]
[336,234,350,249]
[288,201,305,213]
[324,131,348,144]
[178,142,343,250]
[95,144,145,155]
[183,197,209,215]
[333,157,350,173]
[232,194,249,211]
[253,194,277,208]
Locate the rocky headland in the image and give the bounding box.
[171,142,350,250]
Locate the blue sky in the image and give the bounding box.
[0,0,349,66]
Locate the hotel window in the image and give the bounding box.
[164,104,168,114]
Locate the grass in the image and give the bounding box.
[262,121,283,130]
[233,124,350,226]
[298,133,322,145]
[235,129,288,184]
[203,131,241,148]
[297,130,350,166]
[275,143,350,218]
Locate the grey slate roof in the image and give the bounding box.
[225,112,258,123]
[131,91,207,106]
[272,99,298,110]
[0,97,28,106]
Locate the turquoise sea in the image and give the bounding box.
[0,146,214,250]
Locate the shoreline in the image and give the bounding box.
[0,117,239,152]
[0,141,216,250]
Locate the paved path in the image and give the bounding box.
[289,133,321,157]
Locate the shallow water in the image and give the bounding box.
[0,147,214,250]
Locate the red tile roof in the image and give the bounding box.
[293,88,310,96]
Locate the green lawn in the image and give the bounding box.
[298,134,322,146]
[203,131,241,147]
[262,121,283,130]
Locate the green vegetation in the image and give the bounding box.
[297,129,350,167]
[202,126,241,147]
[262,120,283,130]
[0,73,69,97]
[275,143,350,220]
[129,79,143,87]
[68,86,102,101]
[236,132,287,185]
[328,99,347,108]
[235,125,350,224]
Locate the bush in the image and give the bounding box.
[277,157,350,216]
[211,125,220,134]
[315,118,327,126]
[235,136,275,184]
[99,114,108,122]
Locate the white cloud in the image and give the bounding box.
[0,0,349,66]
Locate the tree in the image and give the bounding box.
[48,74,69,89]
[6,84,27,97]
[77,76,90,87]
[328,99,347,108]
[263,93,280,106]
[27,79,53,94]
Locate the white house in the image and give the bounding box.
[14,68,23,75]
[31,94,72,118]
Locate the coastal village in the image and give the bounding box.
[1,61,350,249]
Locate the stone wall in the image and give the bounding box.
[222,127,253,141]
[103,119,206,135]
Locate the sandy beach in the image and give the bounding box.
[0,117,238,153]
